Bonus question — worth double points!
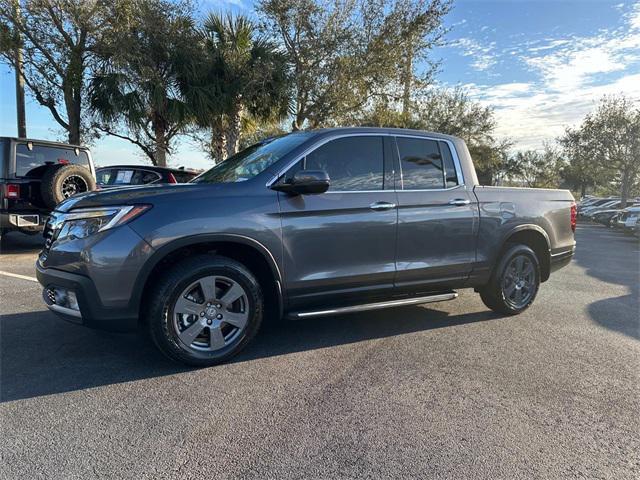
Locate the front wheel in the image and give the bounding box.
[146,255,263,367]
[479,244,541,315]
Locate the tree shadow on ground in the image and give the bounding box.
[0,306,502,403]
[574,224,639,340]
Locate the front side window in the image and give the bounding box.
[396,137,445,190]
[193,132,314,184]
[298,136,384,191]
[15,143,90,177]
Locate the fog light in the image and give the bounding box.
[51,287,80,311]
[67,291,79,311]
[53,288,67,306]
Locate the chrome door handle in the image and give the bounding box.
[449,198,471,206]
[370,201,397,211]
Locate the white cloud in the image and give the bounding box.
[628,2,640,29]
[455,2,640,150]
[465,73,640,150]
[452,37,497,71]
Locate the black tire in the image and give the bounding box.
[479,244,541,315]
[146,254,263,367]
[40,164,96,209]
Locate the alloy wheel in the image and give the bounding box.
[501,254,537,309]
[171,275,249,352]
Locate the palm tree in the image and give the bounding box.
[186,13,291,161]
[91,0,197,166]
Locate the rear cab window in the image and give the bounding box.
[396,137,459,190]
[15,142,90,177]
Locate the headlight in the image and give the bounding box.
[56,205,151,242]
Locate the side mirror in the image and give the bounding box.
[272,170,330,195]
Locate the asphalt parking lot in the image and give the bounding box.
[1,223,638,479]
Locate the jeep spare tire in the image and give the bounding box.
[40,164,96,208]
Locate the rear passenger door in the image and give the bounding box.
[278,135,398,310]
[393,136,478,293]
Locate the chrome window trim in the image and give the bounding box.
[266,132,466,192]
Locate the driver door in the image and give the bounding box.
[277,135,398,311]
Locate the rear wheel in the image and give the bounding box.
[146,255,263,366]
[479,244,541,315]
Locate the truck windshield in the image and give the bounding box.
[192,132,313,184]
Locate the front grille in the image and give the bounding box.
[42,212,62,252]
[45,287,56,305]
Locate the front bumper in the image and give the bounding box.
[36,262,139,332]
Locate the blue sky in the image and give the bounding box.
[1,0,639,169]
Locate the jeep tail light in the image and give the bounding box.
[570,202,577,232]
[167,173,177,184]
[5,184,20,199]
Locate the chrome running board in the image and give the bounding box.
[287,291,458,320]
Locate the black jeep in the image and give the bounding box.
[0,137,96,242]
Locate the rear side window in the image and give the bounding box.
[134,170,161,184]
[96,169,114,185]
[396,137,444,190]
[15,143,90,177]
[303,136,384,191]
[173,171,197,183]
[104,168,161,185]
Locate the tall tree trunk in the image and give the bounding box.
[620,166,631,208]
[153,118,167,167]
[67,105,81,145]
[211,115,227,164]
[226,101,243,158]
[64,48,83,145]
[13,1,26,138]
[401,35,414,122]
[63,80,81,144]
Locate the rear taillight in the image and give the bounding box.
[167,173,177,184]
[570,202,577,232]
[5,184,20,199]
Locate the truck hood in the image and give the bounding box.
[55,183,233,212]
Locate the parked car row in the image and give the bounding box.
[577,196,640,237]
[1,136,197,242]
[95,165,199,189]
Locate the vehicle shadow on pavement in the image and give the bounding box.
[0,306,502,403]
[0,232,44,255]
[575,224,639,340]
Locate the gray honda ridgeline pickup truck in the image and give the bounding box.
[37,128,576,366]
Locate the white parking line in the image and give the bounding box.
[0,270,38,282]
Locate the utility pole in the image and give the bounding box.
[14,0,27,138]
